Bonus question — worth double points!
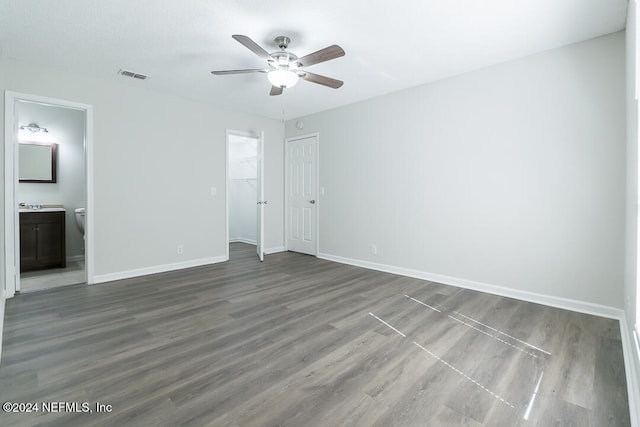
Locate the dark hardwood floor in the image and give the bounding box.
[0,243,630,426]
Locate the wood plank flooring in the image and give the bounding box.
[0,243,630,426]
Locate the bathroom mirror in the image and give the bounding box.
[19,141,58,183]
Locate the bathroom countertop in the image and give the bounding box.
[19,207,66,213]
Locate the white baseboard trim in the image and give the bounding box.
[92,247,285,285]
[229,238,257,245]
[265,246,285,255]
[317,252,623,320]
[620,319,640,427]
[92,256,227,284]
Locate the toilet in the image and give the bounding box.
[74,207,85,235]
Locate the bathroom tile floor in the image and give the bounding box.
[19,260,85,293]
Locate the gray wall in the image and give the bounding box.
[286,32,626,309]
[625,0,638,341]
[624,1,640,413]
[17,101,86,260]
[1,57,285,281]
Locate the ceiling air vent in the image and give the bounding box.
[118,69,148,80]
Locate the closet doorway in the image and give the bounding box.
[226,131,265,261]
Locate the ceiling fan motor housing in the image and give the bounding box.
[270,51,298,68]
[274,36,291,50]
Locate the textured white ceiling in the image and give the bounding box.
[0,0,628,120]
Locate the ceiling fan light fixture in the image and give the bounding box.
[268,69,299,88]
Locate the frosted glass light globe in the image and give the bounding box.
[268,69,299,88]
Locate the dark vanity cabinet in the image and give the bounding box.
[20,211,66,272]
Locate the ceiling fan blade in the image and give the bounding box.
[232,35,273,61]
[270,85,284,96]
[211,69,267,75]
[297,45,345,68]
[300,72,344,89]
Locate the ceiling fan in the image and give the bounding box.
[211,35,345,96]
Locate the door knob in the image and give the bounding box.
[309,200,316,204]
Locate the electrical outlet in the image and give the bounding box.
[371,244,377,255]
[177,244,184,255]
[210,187,217,196]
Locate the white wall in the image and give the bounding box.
[1,57,285,281]
[286,32,626,309]
[17,101,86,260]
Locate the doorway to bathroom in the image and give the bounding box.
[4,91,93,296]
[226,131,265,261]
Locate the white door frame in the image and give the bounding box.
[225,129,263,260]
[284,132,320,255]
[4,91,95,297]
[257,130,265,261]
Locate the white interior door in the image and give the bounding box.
[286,134,317,255]
[256,132,265,262]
